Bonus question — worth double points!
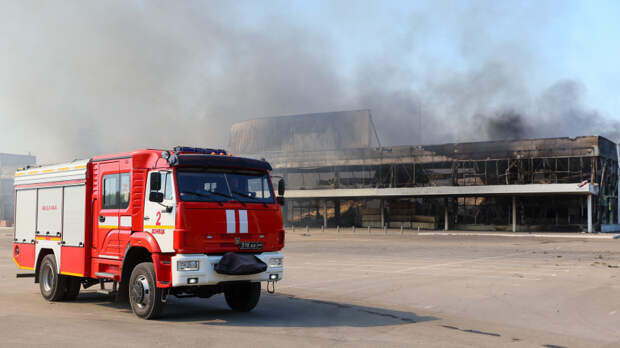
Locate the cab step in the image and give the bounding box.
[94,272,117,279]
[96,279,118,296]
[96,289,118,296]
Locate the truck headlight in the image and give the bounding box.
[269,257,283,267]
[177,260,199,271]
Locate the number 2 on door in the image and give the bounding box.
[156,211,161,226]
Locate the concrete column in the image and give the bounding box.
[322,200,327,229]
[380,199,385,227]
[512,196,517,233]
[587,194,593,233]
[335,199,340,226]
[444,203,449,231]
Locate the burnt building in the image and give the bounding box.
[0,152,36,226]
[229,110,619,233]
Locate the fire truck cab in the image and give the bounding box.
[12,147,285,319]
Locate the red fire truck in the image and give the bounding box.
[12,147,285,319]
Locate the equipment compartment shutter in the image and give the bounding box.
[37,187,63,235]
[62,185,86,247]
[15,189,37,243]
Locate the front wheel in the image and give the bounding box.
[224,282,261,312]
[128,262,165,319]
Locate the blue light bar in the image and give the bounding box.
[173,146,228,155]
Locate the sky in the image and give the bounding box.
[1,0,619,163]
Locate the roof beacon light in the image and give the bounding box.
[173,146,228,156]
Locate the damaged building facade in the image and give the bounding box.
[229,110,619,232]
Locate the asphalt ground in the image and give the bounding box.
[2,227,620,347]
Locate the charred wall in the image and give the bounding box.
[262,136,618,232]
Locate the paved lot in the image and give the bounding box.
[2,227,620,347]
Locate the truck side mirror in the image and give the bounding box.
[149,191,164,203]
[278,179,285,196]
[277,196,285,205]
[150,172,161,191]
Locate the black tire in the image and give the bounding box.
[63,276,81,301]
[39,254,65,301]
[224,282,261,312]
[128,262,165,319]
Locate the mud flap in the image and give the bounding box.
[214,252,267,275]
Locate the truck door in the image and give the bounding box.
[92,161,122,258]
[144,171,176,253]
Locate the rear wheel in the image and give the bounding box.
[129,262,165,319]
[39,254,65,301]
[224,282,261,312]
[63,276,81,301]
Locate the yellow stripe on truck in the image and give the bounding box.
[35,236,61,241]
[15,165,85,176]
[144,225,175,229]
[13,257,34,271]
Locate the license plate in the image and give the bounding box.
[239,241,263,250]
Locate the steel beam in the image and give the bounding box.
[285,183,599,199]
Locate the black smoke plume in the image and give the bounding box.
[0,2,617,163]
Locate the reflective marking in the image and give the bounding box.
[144,225,175,229]
[239,210,248,233]
[98,255,119,260]
[226,210,236,233]
[98,216,119,229]
[15,164,87,176]
[120,215,132,227]
[35,236,61,241]
[13,257,34,270]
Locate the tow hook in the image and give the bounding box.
[161,288,169,303]
[267,280,276,294]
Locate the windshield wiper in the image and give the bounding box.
[230,191,271,207]
[180,190,231,201]
[229,191,251,206]
[230,191,257,200]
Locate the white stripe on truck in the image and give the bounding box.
[226,210,236,233]
[239,210,248,233]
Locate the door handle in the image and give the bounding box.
[99,215,106,223]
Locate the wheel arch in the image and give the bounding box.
[34,248,55,284]
[117,245,153,302]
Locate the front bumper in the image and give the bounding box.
[170,252,284,287]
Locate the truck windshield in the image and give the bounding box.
[177,169,274,203]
